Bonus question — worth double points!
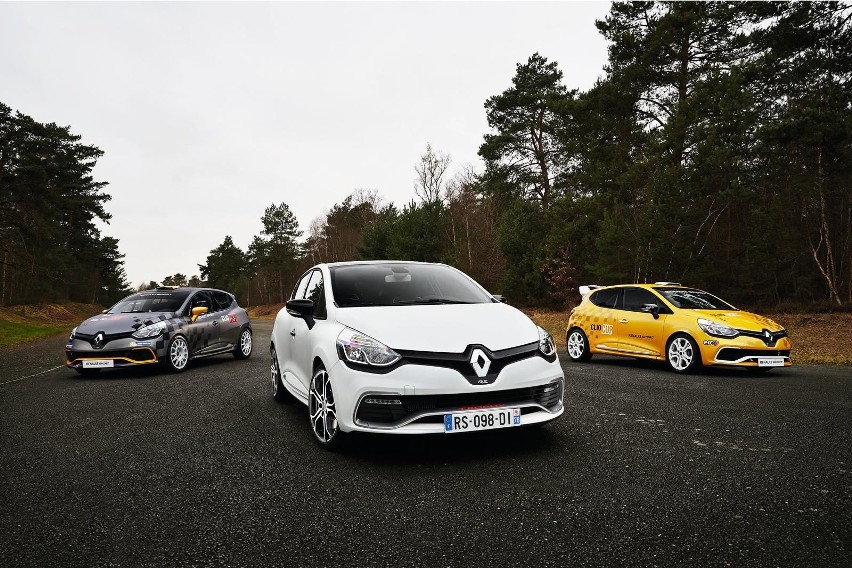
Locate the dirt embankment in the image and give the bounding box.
[246,304,852,367]
[0,302,103,324]
[6,301,846,366]
[530,309,852,366]
[246,304,284,320]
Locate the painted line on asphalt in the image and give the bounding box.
[0,365,64,386]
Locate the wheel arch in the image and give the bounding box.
[567,325,594,352]
[665,331,704,372]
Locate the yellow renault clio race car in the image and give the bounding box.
[566,283,792,373]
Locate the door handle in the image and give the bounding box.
[619,319,629,324]
[290,329,296,337]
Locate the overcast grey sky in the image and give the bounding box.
[1,1,611,287]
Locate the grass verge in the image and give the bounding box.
[0,320,71,347]
[0,303,103,348]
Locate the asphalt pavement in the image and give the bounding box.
[1,321,850,567]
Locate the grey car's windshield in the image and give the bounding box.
[108,291,191,314]
[655,288,736,310]
[330,263,493,307]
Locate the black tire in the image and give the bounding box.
[565,328,592,362]
[308,364,345,450]
[164,335,190,373]
[234,328,253,360]
[665,333,701,374]
[270,344,290,402]
[74,367,100,377]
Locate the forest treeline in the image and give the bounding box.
[202,2,851,309]
[0,103,128,306]
[3,2,851,309]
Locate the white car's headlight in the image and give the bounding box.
[697,318,739,338]
[336,328,401,367]
[537,326,556,357]
[132,321,167,339]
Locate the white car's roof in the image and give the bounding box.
[323,260,445,268]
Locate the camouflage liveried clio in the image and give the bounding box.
[65,287,253,375]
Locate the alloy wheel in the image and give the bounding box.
[240,329,252,357]
[169,336,189,371]
[567,331,586,359]
[308,368,338,445]
[668,336,694,372]
[271,346,287,402]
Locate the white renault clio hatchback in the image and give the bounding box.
[270,261,565,449]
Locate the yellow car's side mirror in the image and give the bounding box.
[191,306,208,322]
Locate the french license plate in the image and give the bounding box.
[757,357,784,367]
[444,408,521,433]
[82,360,114,369]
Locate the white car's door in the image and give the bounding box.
[276,271,313,399]
[289,269,327,392]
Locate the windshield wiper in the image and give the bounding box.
[393,298,474,305]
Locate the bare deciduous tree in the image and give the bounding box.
[414,143,451,203]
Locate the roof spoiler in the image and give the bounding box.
[653,281,682,286]
[578,285,602,296]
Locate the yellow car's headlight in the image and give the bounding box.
[697,318,739,338]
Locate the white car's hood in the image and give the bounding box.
[333,303,540,352]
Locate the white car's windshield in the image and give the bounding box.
[655,288,736,310]
[108,291,191,313]
[330,263,493,307]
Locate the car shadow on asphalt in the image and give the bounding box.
[66,353,244,380]
[571,355,786,379]
[337,425,577,466]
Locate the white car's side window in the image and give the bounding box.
[292,271,312,300]
[305,271,326,319]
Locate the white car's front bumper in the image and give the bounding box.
[328,354,565,434]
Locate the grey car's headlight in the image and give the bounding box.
[132,321,167,339]
[68,327,77,341]
[336,328,401,367]
[537,326,556,357]
[697,318,738,338]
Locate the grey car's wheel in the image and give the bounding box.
[166,335,190,373]
[234,328,253,360]
[666,334,701,374]
[566,328,592,362]
[270,345,289,402]
[308,365,344,450]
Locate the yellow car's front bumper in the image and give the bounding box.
[698,336,792,368]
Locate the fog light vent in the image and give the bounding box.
[363,397,402,405]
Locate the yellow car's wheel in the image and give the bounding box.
[566,328,592,362]
[666,334,701,374]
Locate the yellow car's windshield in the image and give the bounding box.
[654,288,737,310]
